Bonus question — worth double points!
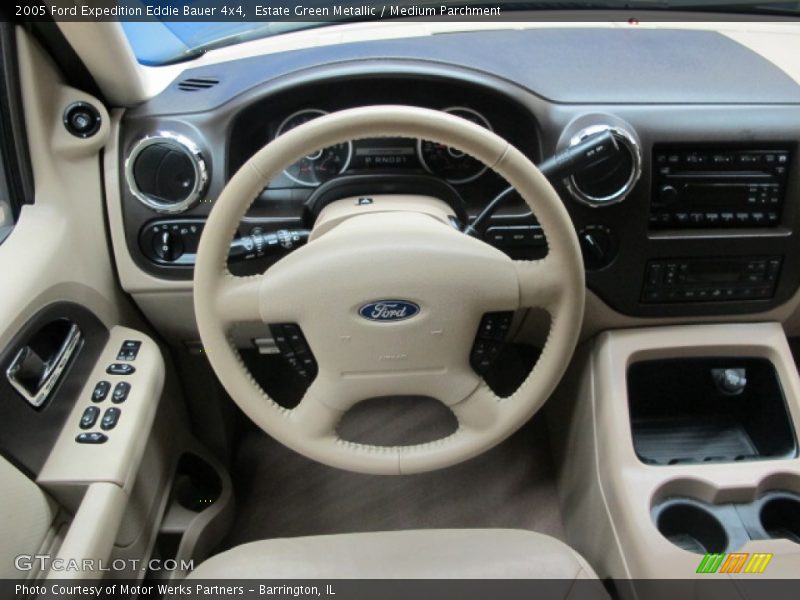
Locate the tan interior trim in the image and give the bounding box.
[555,322,800,579]
[38,326,165,501]
[45,483,128,581]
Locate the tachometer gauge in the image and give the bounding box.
[417,107,492,184]
[275,109,352,186]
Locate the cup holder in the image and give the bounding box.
[760,494,800,544]
[655,500,729,554]
[172,454,222,512]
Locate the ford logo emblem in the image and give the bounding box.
[359,300,420,322]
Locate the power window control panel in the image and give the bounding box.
[79,378,132,442]
[79,406,100,429]
[470,311,514,374]
[116,340,141,361]
[270,323,318,381]
[107,363,135,375]
[101,407,121,430]
[91,380,110,402]
[112,382,131,403]
[75,432,107,444]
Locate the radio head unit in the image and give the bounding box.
[650,146,792,229]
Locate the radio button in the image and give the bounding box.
[744,272,765,283]
[674,212,689,225]
[745,261,767,273]
[647,264,663,285]
[689,213,705,225]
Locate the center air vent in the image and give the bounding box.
[177,77,220,92]
[125,133,208,214]
[565,124,641,207]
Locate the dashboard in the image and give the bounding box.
[116,27,800,321]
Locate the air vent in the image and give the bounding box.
[125,133,208,214]
[177,77,220,92]
[565,124,642,207]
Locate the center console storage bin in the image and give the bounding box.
[628,357,797,465]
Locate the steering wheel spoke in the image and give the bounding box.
[514,258,566,311]
[216,275,263,324]
[450,385,501,433]
[290,381,346,439]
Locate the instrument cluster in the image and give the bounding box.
[271,106,494,187]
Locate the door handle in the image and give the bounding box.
[6,323,82,408]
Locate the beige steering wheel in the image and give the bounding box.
[194,105,584,474]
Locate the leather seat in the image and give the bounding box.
[188,529,605,581]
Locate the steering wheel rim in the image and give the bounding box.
[194,105,584,475]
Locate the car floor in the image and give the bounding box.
[220,411,566,550]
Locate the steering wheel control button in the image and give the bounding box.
[112,382,131,403]
[101,407,121,431]
[269,323,318,381]
[79,406,100,429]
[477,312,513,341]
[76,432,108,444]
[471,312,514,374]
[91,380,111,402]
[117,340,142,361]
[107,363,136,376]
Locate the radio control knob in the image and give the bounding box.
[658,184,679,205]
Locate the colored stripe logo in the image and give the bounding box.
[697,552,772,574]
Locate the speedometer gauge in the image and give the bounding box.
[275,109,352,186]
[417,107,492,184]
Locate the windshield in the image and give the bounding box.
[121,0,800,66]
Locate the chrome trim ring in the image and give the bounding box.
[417,106,493,184]
[125,132,208,214]
[564,124,642,207]
[275,108,353,187]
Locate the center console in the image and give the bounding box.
[550,323,800,588]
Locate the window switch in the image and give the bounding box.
[112,382,131,403]
[116,340,141,361]
[107,363,135,375]
[79,406,100,429]
[76,432,107,444]
[91,380,110,402]
[101,407,121,431]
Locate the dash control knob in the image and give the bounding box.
[578,226,616,270]
[152,230,184,262]
[658,184,679,205]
